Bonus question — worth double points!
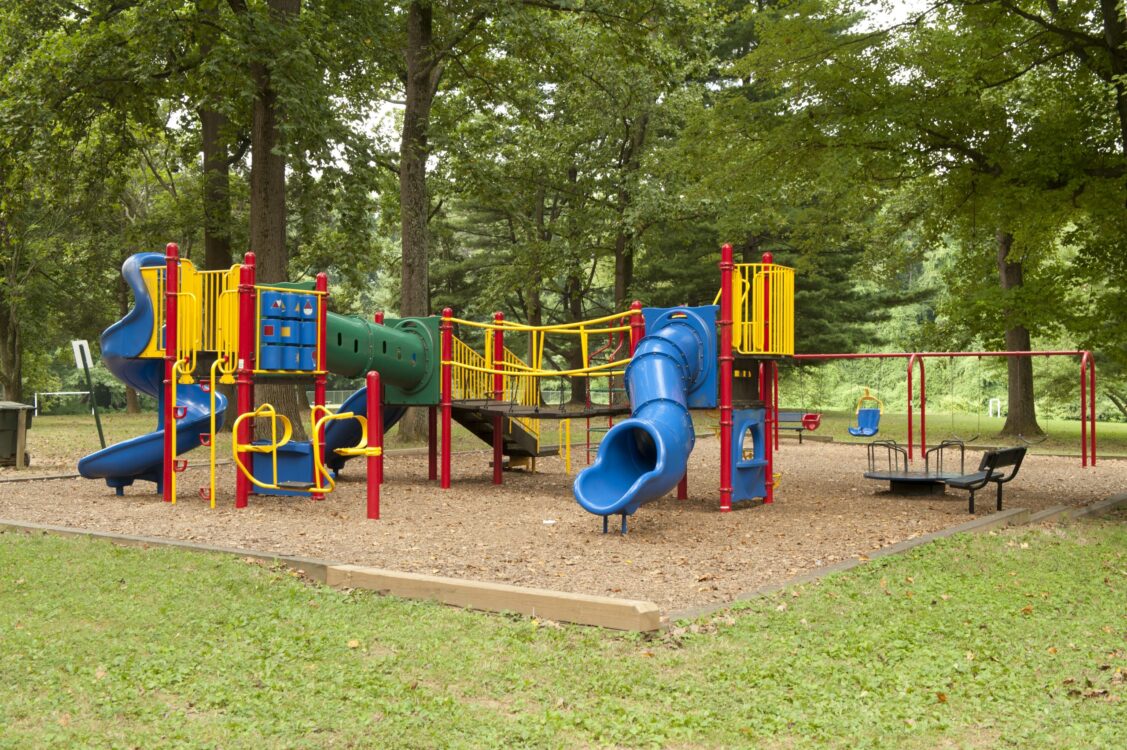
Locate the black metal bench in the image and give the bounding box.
[945,447,1027,514]
[777,411,821,443]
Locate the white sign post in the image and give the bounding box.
[71,339,105,449]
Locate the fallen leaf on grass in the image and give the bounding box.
[347,639,360,649]
[1021,605,1034,616]
[936,692,947,704]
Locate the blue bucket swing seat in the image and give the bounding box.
[847,388,883,437]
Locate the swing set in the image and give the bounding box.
[792,349,1098,467]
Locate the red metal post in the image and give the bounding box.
[373,312,385,483]
[629,300,644,355]
[311,273,329,501]
[440,308,453,489]
[235,252,257,508]
[427,406,438,480]
[1081,351,1097,467]
[719,244,734,512]
[1080,353,1087,468]
[366,371,382,519]
[1089,353,1096,466]
[906,354,927,460]
[492,312,505,485]
[677,473,688,500]
[773,359,780,451]
[765,360,776,504]
[162,243,180,503]
[761,251,773,353]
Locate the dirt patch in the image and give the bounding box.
[0,438,1122,610]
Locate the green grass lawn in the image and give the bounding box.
[2,516,1124,748]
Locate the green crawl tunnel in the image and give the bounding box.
[323,312,439,405]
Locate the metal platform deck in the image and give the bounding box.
[452,399,632,420]
[863,470,966,495]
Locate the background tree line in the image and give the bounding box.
[2,0,1125,437]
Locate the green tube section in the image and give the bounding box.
[324,312,433,391]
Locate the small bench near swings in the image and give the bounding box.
[945,446,1027,514]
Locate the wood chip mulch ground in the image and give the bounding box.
[1,438,1123,610]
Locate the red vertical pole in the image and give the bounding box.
[761,251,773,353]
[906,354,927,461]
[1089,353,1096,466]
[162,243,180,503]
[765,360,775,504]
[440,308,453,489]
[366,371,381,519]
[719,244,734,512]
[1080,351,1097,467]
[492,312,505,485]
[427,406,438,480]
[677,473,688,500]
[311,272,329,501]
[761,251,779,453]
[772,360,780,450]
[919,357,927,457]
[1081,353,1088,468]
[373,312,385,483]
[629,300,644,355]
[907,355,915,461]
[235,252,257,508]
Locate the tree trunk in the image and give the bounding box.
[564,272,588,405]
[249,0,305,441]
[0,219,21,403]
[1098,0,1127,157]
[612,114,649,310]
[397,0,441,441]
[200,0,232,272]
[996,230,1042,436]
[125,387,140,414]
[201,108,232,271]
[0,296,21,403]
[201,107,237,427]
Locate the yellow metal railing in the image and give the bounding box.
[503,347,539,444]
[715,263,795,356]
[200,267,241,359]
[140,267,166,358]
[450,336,492,401]
[444,309,642,456]
[139,261,240,365]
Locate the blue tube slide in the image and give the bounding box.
[573,308,714,518]
[78,253,226,493]
[321,386,406,473]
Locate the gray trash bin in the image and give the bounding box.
[0,401,33,467]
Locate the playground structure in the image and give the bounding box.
[77,238,1092,532]
[77,242,802,530]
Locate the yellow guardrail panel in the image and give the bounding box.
[140,267,166,358]
[714,263,795,356]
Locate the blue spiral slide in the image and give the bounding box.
[573,307,716,530]
[78,253,224,494]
